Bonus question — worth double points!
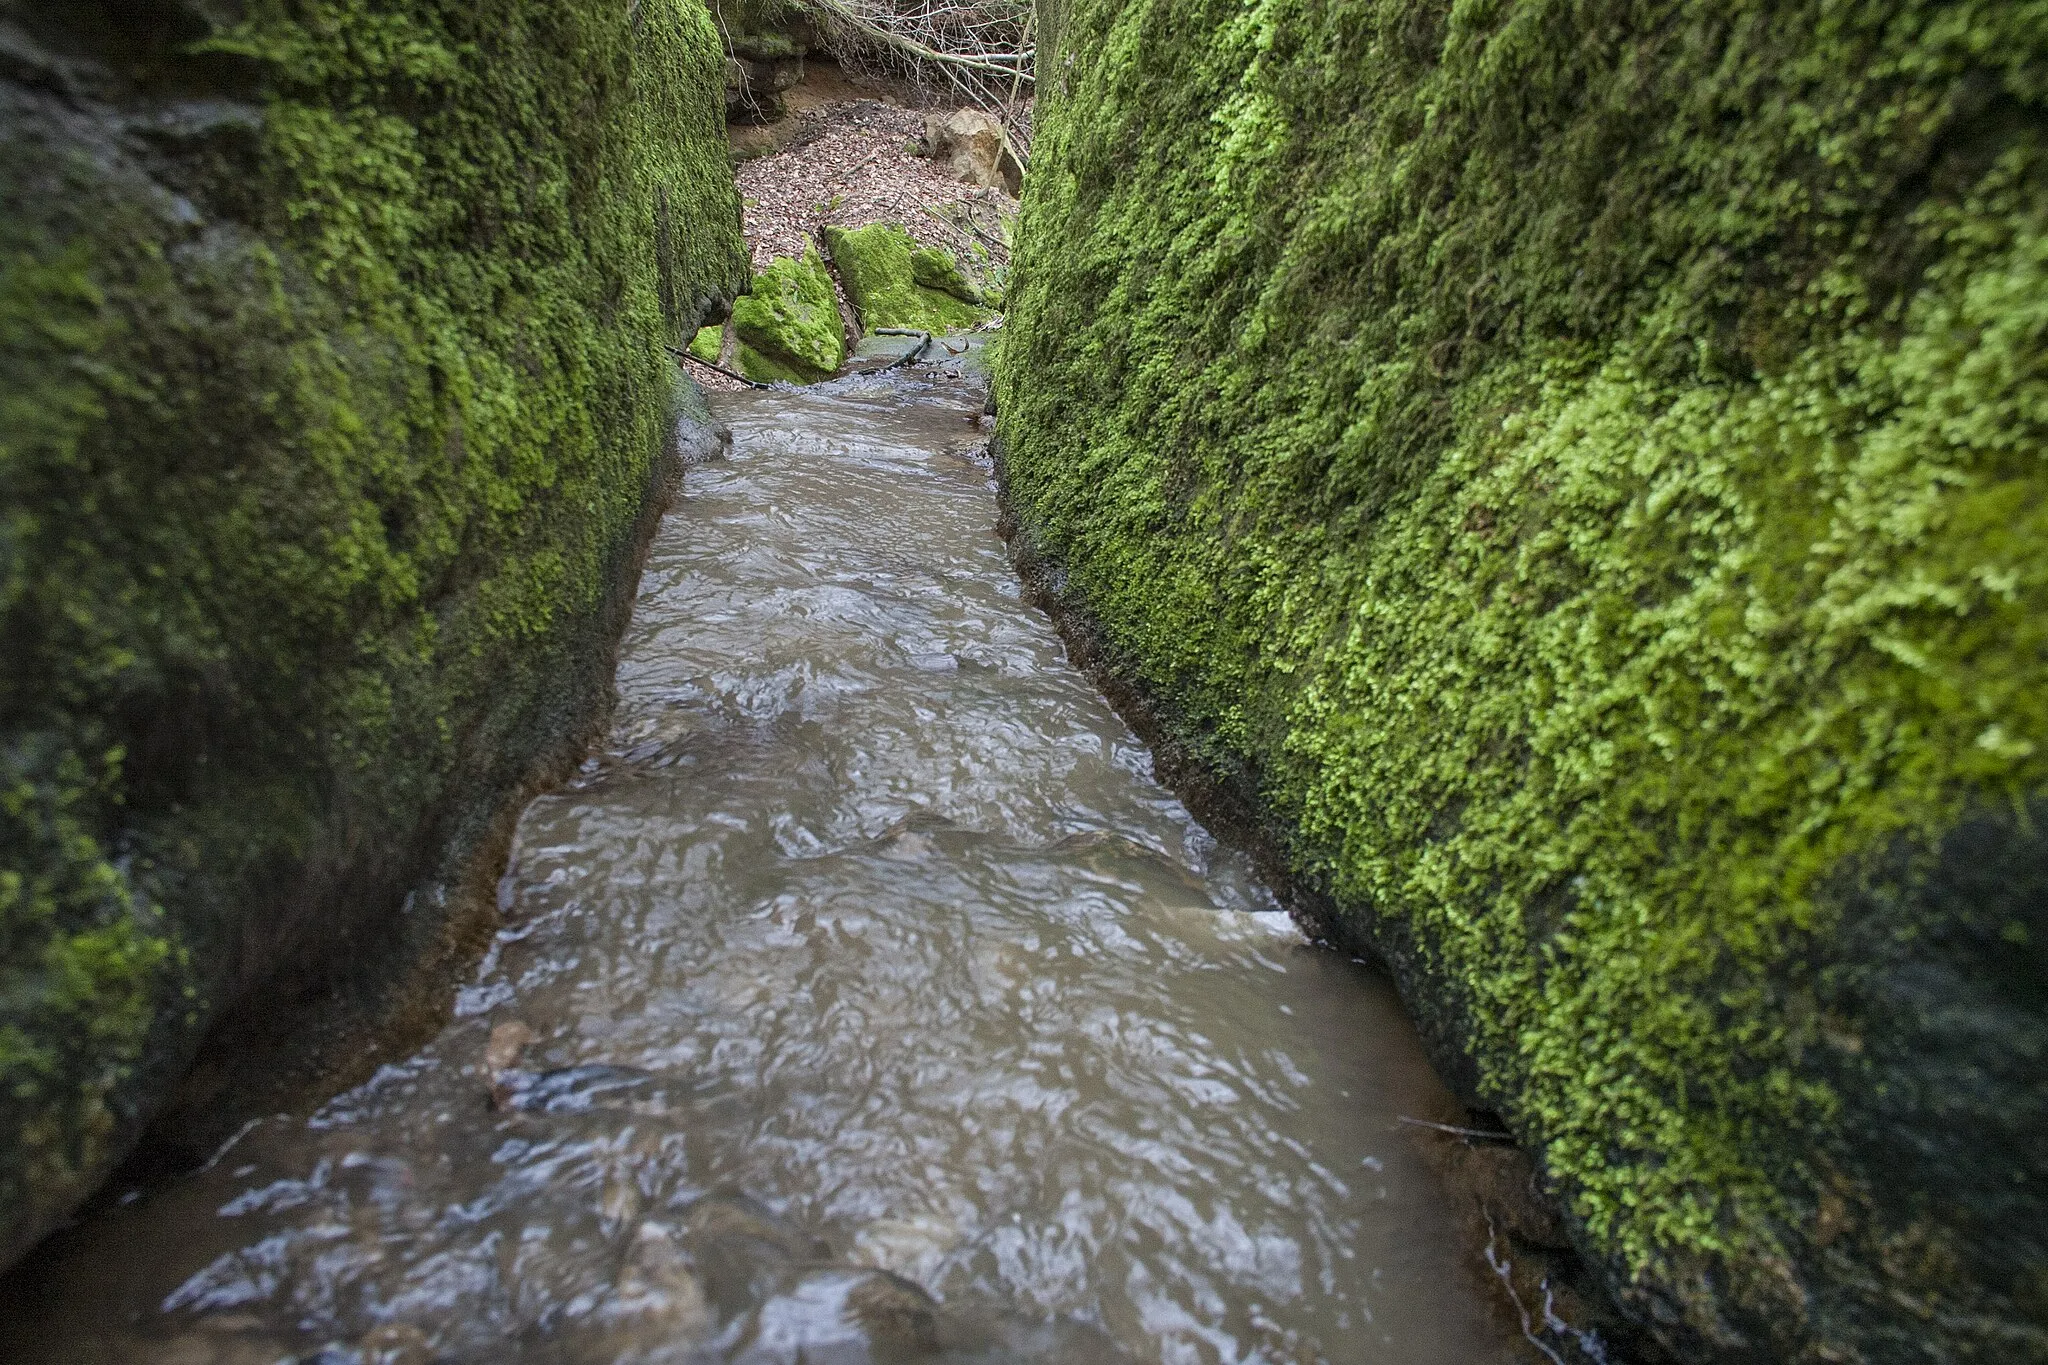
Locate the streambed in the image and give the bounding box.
[0,369,1520,1364]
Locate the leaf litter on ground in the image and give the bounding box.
[685,83,1024,391]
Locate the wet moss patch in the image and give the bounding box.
[731,249,845,383]
[825,222,989,333]
[688,324,726,364]
[910,245,983,305]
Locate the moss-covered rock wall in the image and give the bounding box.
[996,1,2048,1359]
[0,0,745,1266]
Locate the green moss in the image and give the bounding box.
[709,0,817,59]
[730,249,844,382]
[824,222,990,333]
[910,245,982,305]
[998,0,2048,1357]
[688,323,725,363]
[728,344,807,385]
[726,29,803,60]
[0,0,743,1263]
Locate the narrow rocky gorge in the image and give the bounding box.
[3,2,2042,1363]
[1,351,1548,1365]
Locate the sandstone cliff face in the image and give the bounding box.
[0,0,744,1266]
[996,2,2048,1359]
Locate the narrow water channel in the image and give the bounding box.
[1,370,1520,1364]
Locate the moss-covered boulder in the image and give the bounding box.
[998,1,2048,1361]
[688,324,726,364]
[824,223,990,334]
[0,0,744,1269]
[731,249,845,383]
[910,245,983,305]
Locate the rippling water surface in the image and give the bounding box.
[1,372,1518,1364]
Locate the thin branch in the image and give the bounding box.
[878,331,934,369]
[668,345,771,389]
[800,0,1036,146]
[1396,1115,1516,1142]
[920,201,1009,263]
[808,0,1032,79]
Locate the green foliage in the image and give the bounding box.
[0,0,744,1261]
[731,249,846,382]
[824,222,990,333]
[999,0,2048,1353]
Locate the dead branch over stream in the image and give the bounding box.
[804,0,1035,145]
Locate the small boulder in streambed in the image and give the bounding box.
[823,223,991,335]
[910,244,983,305]
[730,248,844,384]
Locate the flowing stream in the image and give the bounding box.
[0,368,1521,1364]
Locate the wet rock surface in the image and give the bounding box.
[993,1,2048,1358]
[824,222,990,334]
[730,249,847,384]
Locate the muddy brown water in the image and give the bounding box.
[0,370,1523,1364]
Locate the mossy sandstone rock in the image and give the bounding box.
[732,249,845,384]
[998,1,2048,1361]
[910,245,983,306]
[688,323,725,364]
[823,223,989,334]
[709,0,820,61]
[0,0,745,1268]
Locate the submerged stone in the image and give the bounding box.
[731,248,845,383]
[823,223,990,334]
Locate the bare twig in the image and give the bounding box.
[801,0,1035,145]
[879,332,934,369]
[1397,1115,1516,1142]
[921,201,1010,264]
[1484,1209,1571,1365]
[668,346,771,389]
[809,0,1030,78]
